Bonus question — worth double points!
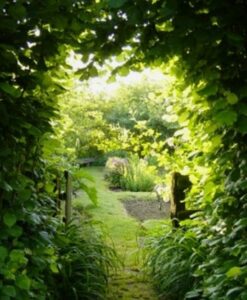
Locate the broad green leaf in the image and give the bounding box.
[0,83,21,98]
[178,111,190,123]
[2,181,13,192]
[73,169,94,182]
[197,83,218,97]
[239,86,247,99]
[10,250,27,265]
[226,287,244,297]
[155,21,174,32]
[238,103,247,116]
[8,4,26,19]
[79,182,98,206]
[0,246,8,261]
[204,181,215,196]
[118,66,129,76]
[3,213,17,228]
[89,66,98,77]
[226,92,238,105]
[108,0,127,8]
[186,289,202,298]
[237,116,247,134]
[227,32,244,43]
[214,110,237,126]
[18,189,32,202]
[107,75,116,83]
[16,275,31,290]
[50,263,59,273]
[226,266,242,278]
[9,225,23,238]
[3,286,16,297]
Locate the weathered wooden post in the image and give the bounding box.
[170,172,192,228]
[55,175,61,213]
[64,170,72,224]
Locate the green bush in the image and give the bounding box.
[145,226,203,300]
[104,156,129,188]
[51,219,118,300]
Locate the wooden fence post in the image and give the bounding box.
[170,172,192,227]
[64,170,72,224]
[55,175,61,213]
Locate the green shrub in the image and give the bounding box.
[145,226,203,300]
[104,157,129,188]
[52,219,118,300]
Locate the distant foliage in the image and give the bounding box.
[57,73,175,161]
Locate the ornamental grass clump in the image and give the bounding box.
[120,156,156,192]
[105,156,156,192]
[145,227,203,300]
[52,220,118,300]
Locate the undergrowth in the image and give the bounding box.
[51,218,119,300]
[145,224,203,300]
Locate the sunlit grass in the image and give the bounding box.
[73,166,167,299]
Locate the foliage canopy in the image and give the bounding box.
[0,0,246,299]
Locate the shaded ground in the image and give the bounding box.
[121,197,170,222]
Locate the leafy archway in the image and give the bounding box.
[0,1,246,299]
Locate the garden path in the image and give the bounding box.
[74,167,160,300]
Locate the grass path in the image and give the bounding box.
[73,167,161,300]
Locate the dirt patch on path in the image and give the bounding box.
[121,198,170,222]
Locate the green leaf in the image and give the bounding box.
[186,289,202,298]
[239,86,247,99]
[0,83,21,98]
[226,266,242,278]
[2,181,13,192]
[204,181,215,196]
[89,66,98,77]
[8,4,26,19]
[79,182,98,206]
[107,75,116,83]
[8,225,23,238]
[2,286,16,298]
[50,263,59,273]
[0,246,8,262]
[3,213,17,228]
[226,287,244,297]
[9,250,27,265]
[18,189,32,202]
[226,92,238,105]
[16,275,31,290]
[214,110,237,126]
[236,116,247,134]
[108,0,127,8]
[238,103,247,116]
[197,82,218,97]
[118,66,129,76]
